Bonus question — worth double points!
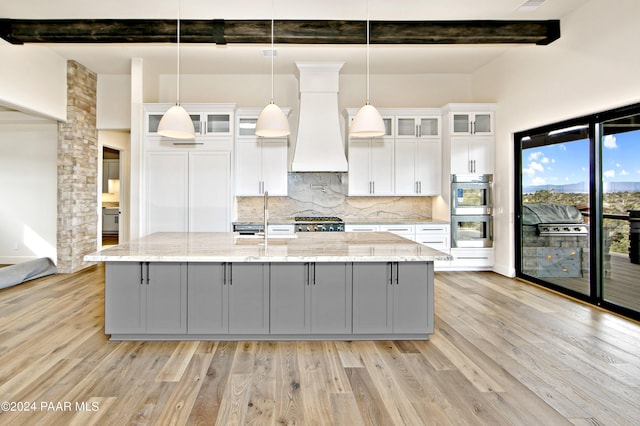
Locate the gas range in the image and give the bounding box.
[294,216,345,232]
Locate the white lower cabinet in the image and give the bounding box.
[345,224,380,232]
[352,262,433,335]
[187,263,269,335]
[270,263,352,334]
[449,248,494,270]
[415,224,451,270]
[380,224,415,241]
[105,262,187,335]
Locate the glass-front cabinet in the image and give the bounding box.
[451,112,493,135]
[396,116,439,138]
[145,104,235,138]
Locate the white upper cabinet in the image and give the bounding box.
[395,138,441,196]
[234,108,290,196]
[393,112,441,196]
[450,111,494,136]
[443,104,496,175]
[348,137,395,196]
[145,103,235,139]
[395,116,440,139]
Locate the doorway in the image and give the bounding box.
[102,146,121,248]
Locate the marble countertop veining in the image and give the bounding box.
[233,218,449,225]
[84,232,452,263]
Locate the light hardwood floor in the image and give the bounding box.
[1,265,639,425]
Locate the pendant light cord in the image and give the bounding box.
[366,0,370,104]
[270,0,275,103]
[176,0,181,105]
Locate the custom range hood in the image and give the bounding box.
[291,62,348,172]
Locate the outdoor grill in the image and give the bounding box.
[521,204,610,278]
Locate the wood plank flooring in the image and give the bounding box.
[1,265,639,425]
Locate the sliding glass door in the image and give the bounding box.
[518,124,591,296]
[601,113,640,313]
[516,103,640,321]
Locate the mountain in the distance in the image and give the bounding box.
[523,181,640,194]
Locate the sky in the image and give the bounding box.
[522,130,640,189]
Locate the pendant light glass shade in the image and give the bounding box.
[350,0,384,138]
[255,102,290,137]
[157,105,195,139]
[256,0,290,138]
[158,0,195,139]
[350,103,385,137]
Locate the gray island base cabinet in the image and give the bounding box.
[88,232,447,341]
[104,261,432,341]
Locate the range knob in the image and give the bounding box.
[328,225,334,231]
[306,226,311,231]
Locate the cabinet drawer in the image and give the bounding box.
[451,248,494,267]
[267,224,295,235]
[380,224,415,234]
[345,224,380,232]
[415,224,450,235]
[415,235,449,250]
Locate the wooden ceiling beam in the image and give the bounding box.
[0,18,560,46]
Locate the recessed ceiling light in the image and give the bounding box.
[517,0,547,12]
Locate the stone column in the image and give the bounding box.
[57,61,98,273]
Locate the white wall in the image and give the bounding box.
[97,75,132,129]
[0,41,67,121]
[0,113,58,264]
[472,0,640,277]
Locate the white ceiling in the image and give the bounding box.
[0,0,588,75]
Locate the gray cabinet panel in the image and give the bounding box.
[187,263,227,334]
[146,263,187,333]
[311,263,352,334]
[270,263,310,333]
[228,263,269,334]
[105,262,145,334]
[352,263,393,333]
[105,262,186,334]
[394,262,433,334]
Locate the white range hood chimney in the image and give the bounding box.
[292,62,348,172]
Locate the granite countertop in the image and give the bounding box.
[84,232,452,263]
[233,218,449,225]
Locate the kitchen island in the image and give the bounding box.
[84,232,450,341]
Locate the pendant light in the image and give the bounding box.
[349,0,385,138]
[157,0,195,139]
[255,0,290,137]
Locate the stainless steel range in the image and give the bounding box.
[294,216,344,232]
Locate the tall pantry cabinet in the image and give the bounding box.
[142,104,235,235]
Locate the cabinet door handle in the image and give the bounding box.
[471,121,475,134]
[415,124,419,137]
[140,263,144,285]
[372,181,375,194]
[395,263,399,285]
[229,264,233,285]
[223,263,227,285]
[201,121,206,135]
[146,262,150,285]
[388,263,393,286]
[418,181,422,194]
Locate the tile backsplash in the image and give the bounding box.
[235,173,433,221]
